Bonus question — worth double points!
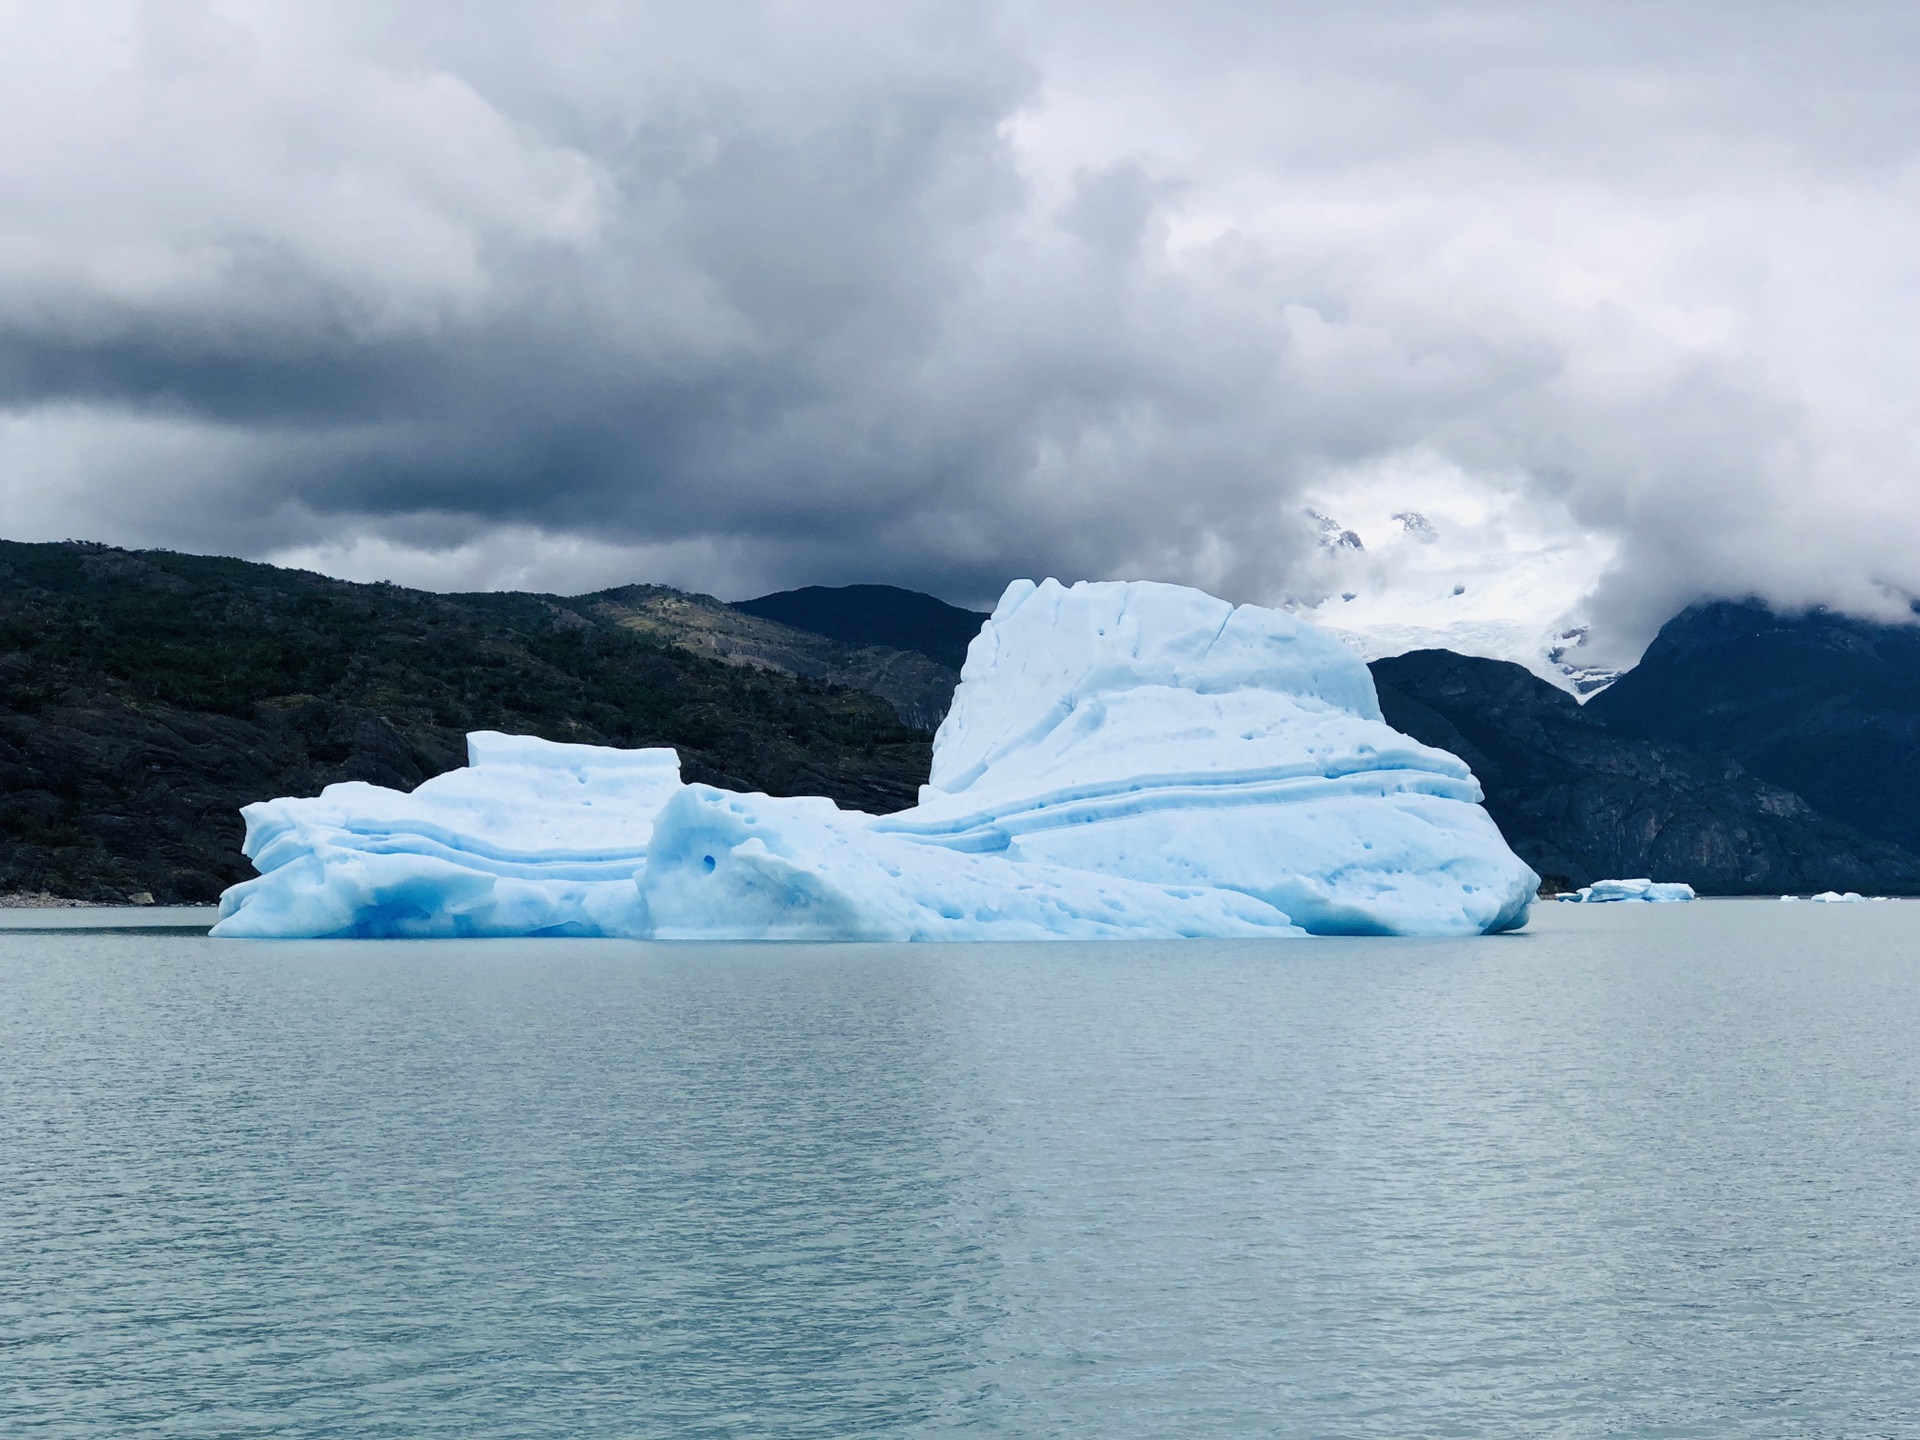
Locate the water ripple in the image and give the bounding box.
[3,902,1918,1436]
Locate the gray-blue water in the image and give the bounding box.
[4,901,1918,1437]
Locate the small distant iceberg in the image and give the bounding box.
[213,579,1541,940]
[1562,878,1695,904]
[1810,890,1867,904]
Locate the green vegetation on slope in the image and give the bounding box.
[0,541,933,903]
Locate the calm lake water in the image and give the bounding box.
[4,901,1918,1437]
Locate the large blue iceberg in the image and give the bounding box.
[213,578,1538,939]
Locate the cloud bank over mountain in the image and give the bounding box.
[2,0,1917,667]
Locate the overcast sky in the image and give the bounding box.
[2,0,1918,664]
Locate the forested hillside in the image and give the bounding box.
[0,541,932,903]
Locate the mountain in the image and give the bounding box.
[733,584,990,673]
[0,541,932,904]
[588,584,961,730]
[14,541,1920,906]
[1586,601,1920,854]
[1370,649,1920,895]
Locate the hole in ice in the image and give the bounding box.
[702,854,716,872]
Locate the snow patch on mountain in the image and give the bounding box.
[1283,459,1623,698]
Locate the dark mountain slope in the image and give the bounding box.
[1586,600,1920,854]
[1370,649,1920,895]
[734,584,989,672]
[586,584,962,729]
[0,541,931,903]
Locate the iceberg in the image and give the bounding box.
[213,578,1539,940]
[641,784,1301,941]
[1562,878,1695,903]
[213,732,680,938]
[1810,890,1866,904]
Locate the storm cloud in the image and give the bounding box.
[3,0,1918,664]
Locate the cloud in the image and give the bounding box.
[2,0,1919,660]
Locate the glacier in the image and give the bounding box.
[212,578,1540,940]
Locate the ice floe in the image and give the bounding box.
[1560,878,1695,903]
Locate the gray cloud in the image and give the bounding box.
[2,0,1919,661]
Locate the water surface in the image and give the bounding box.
[4,901,1918,1436]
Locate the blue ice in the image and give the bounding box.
[213,579,1539,939]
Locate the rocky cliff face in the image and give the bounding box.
[1370,649,1920,895]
